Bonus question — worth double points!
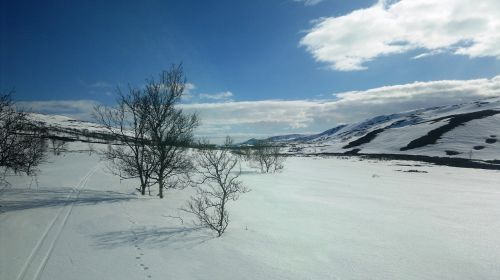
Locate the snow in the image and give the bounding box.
[2,142,500,279]
[28,113,106,133]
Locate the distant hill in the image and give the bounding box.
[241,97,500,161]
[28,113,116,143]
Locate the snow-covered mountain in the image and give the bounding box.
[244,97,500,161]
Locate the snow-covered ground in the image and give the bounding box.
[2,143,500,280]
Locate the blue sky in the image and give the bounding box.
[2,0,500,141]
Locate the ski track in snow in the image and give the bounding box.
[15,164,101,280]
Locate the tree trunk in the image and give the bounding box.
[218,191,226,236]
[158,176,164,198]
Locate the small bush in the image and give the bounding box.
[183,137,249,237]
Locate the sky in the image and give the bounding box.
[2,0,500,142]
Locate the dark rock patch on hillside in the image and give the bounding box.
[396,169,428,173]
[486,138,497,144]
[343,128,385,149]
[445,150,461,156]
[314,152,500,170]
[401,110,500,151]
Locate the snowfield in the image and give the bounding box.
[2,143,500,280]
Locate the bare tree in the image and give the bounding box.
[87,142,95,156]
[232,146,253,163]
[251,141,285,173]
[183,137,249,237]
[50,138,67,155]
[0,91,47,183]
[142,64,199,198]
[20,126,48,176]
[94,87,155,195]
[94,64,197,198]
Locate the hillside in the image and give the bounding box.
[244,97,500,161]
[28,113,115,143]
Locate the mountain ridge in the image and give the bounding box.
[241,97,500,161]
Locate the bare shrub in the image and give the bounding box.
[0,91,47,183]
[251,141,286,173]
[87,142,95,156]
[50,138,67,155]
[183,137,249,237]
[232,146,253,163]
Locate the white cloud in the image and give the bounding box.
[182,75,500,141]
[300,0,500,71]
[88,81,113,88]
[294,0,324,6]
[182,83,197,100]
[198,91,233,101]
[184,83,196,93]
[81,80,115,97]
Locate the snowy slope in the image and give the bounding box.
[251,97,500,161]
[29,114,105,132]
[28,113,114,143]
[2,143,500,279]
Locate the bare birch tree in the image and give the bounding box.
[251,141,285,173]
[94,87,155,195]
[183,137,249,237]
[142,64,199,198]
[94,64,198,198]
[50,138,67,155]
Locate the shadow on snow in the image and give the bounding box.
[92,225,212,249]
[0,188,136,213]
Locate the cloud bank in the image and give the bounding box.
[182,75,500,141]
[300,0,500,71]
[18,76,500,142]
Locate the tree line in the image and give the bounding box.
[0,91,47,186]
